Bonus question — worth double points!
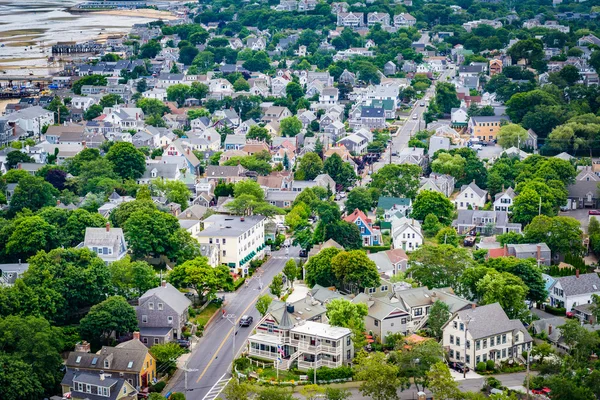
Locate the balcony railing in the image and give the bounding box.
[248,348,278,360]
[298,359,342,370]
[291,339,342,355]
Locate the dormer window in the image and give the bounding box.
[76,356,82,363]
[127,361,134,369]
[104,360,109,369]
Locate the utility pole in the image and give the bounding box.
[224,314,238,360]
[182,354,198,396]
[526,346,531,399]
[538,196,542,216]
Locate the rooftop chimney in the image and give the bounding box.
[548,325,553,335]
[537,245,541,260]
[161,280,167,287]
[133,331,140,341]
[106,222,110,232]
[57,199,61,205]
[576,269,580,278]
[471,303,476,310]
[75,341,91,353]
[504,244,508,257]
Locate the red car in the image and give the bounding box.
[531,387,551,396]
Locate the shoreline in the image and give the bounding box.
[69,8,178,20]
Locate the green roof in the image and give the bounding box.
[377,196,411,210]
[370,99,395,111]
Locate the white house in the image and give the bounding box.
[196,215,266,277]
[549,272,600,311]
[80,224,128,264]
[493,187,515,213]
[391,217,423,252]
[71,96,96,111]
[454,182,488,210]
[443,303,532,370]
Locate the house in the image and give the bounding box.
[247,314,353,371]
[377,196,412,220]
[493,187,515,212]
[359,107,386,129]
[367,248,408,277]
[71,96,96,111]
[64,335,156,391]
[319,87,340,107]
[0,262,29,286]
[454,181,488,210]
[394,13,416,27]
[443,303,532,370]
[137,163,180,185]
[103,106,145,131]
[178,204,208,221]
[323,120,346,141]
[468,115,510,142]
[344,208,382,246]
[549,272,600,311]
[266,191,300,208]
[429,136,450,155]
[367,12,390,27]
[419,173,455,198]
[224,134,247,150]
[196,215,266,276]
[567,166,600,209]
[398,147,427,169]
[487,243,551,266]
[163,140,201,174]
[338,133,368,154]
[339,69,357,85]
[384,61,397,76]
[262,106,292,124]
[205,165,249,183]
[0,106,54,137]
[354,285,473,339]
[391,217,423,252]
[137,281,192,345]
[451,107,469,128]
[80,224,128,264]
[452,210,522,235]
[337,12,365,27]
[489,59,503,76]
[61,371,138,400]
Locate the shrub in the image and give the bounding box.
[486,359,496,371]
[233,277,246,290]
[149,381,166,393]
[234,357,251,372]
[362,245,391,253]
[306,366,353,383]
[476,362,487,372]
[544,305,566,316]
[486,377,502,389]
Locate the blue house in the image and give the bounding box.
[343,208,382,246]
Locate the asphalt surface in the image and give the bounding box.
[165,246,301,399]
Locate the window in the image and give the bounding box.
[466,340,470,349]
[476,355,481,364]
[381,285,388,292]
[104,360,109,369]
[158,303,163,311]
[460,323,464,331]
[347,336,351,346]
[167,316,173,324]
[449,349,454,358]
[347,350,351,360]
[223,238,226,244]
[76,356,82,363]
[86,384,91,393]
[223,250,227,257]
[103,387,109,396]
[148,302,154,310]
[476,340,481,350]
[466,355,470,364]
[502,348,506,358]
[401,318,407,324]
[368,287,376,294]
[490,337,494,346]
[154,338,159,344]
[374,320,379,326]
[143,338,148,344]
[414,308,423,316]
[450,335,454,344]
[456,337,460,346]
[142,315,148,323]
[456,351,460,360]
[483,339,487,349]
[496,335,501,345]
[483,354,487,362]
[453,321,458,329]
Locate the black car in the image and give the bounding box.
[239,315,253,327]
[299,249,308,258]
[176,339,191,349]
[450,362,469,374]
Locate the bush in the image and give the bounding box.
[544,305,567,316]
[486,359,496,371]
[233,277,246,290]
[149,381,166,393]
[234,357,251,372]
[476,362,487,372]
[306,366,353,383]
[486,377,502,389]
[362,245,391,253]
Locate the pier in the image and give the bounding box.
[51,41,104,54]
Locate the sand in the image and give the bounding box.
[87,9,178,20]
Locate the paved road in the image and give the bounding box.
[165,246,300,400]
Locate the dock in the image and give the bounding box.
[51,41,104,54]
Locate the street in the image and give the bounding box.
[165,246,301,400]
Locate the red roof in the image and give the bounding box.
[386,248,408,263]
[343,208,371,224]
[487,247,507,259]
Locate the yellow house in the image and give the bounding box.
[63,333,157,394]
[468,115,509,141]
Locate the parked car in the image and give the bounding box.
[450,362,469,374]
[176,339,191,348]
[239,315,253,327]
[531,387,551,396]
[463,236,476,247]
[412,114,418,119]
[420,102,425,106]
[589,210,600,216]
[299,249,308,258]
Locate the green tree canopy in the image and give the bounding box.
[79,296,138,345]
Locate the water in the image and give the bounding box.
[0,0,157,76]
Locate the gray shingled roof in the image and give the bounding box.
[552,273,600,296]
[140,283,192,315]
[455,303,531,340]
[460,182,487,198]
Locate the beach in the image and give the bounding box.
[79,8,178,20]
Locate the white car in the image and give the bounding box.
[412,114,418,120]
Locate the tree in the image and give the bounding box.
[434,82,460,114]
[79,296,138,345]
[558,319,600,365]
[72,74,107,95]
[370,164,422,199]
[270,274,284,298]
[99,94,123,108]
[411,190,454,225]
[179,45,199,65]
[497,123,528,149]
[325,221,363,250]
[431,153,466,179]
[476,271,529,319]
[108,257,158,299]
[149,342,186,372]
[5,215,58,261]
[407,245,474,292]
[331,250,380,293]
[233,77,250,92]
[6,150,34,169]
[354,352,404,400]
[326,298,368,349]
[224,380,254,400]
[323,153,357,190]
[346,187,374,213]
[486,257,547,303]
[0,315,64,397]
[168,257,232,302]
[300,384,325,400]
[507,38,544,66]
[151,178,191,209]
[427,300,451,340]
[136,98,169,116]
[559,65,581,86]
[246,125,271,143]
[423,214,442,237]
[325,388,351,400]
[295,152,323,180]
[506,90,559,123]
[9,175,57,213]
[286,81,304,101]
[435,227,459,246]
[305,247,341,287]
[110,199,157,227]
[280,116,302,137]
[524,215,583,256]
[106,142,146,180]
[166,83,191,107]
[427,362,461,400]
[256,294,273,317]
[283,259,298,288]
[84,104,103,120]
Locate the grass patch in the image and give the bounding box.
[191,302,220,330]
[260,367,301,382]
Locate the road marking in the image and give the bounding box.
[201,373,231,400]
[195,284,270,383]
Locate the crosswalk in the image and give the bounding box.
[201,373,231,400]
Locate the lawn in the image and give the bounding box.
[257,366,301,382]
[192,302,220,330]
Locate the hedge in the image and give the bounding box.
[363,245,391,254]
[306,366,353,383]
[233,277,246,290]
[544,305,566,316]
